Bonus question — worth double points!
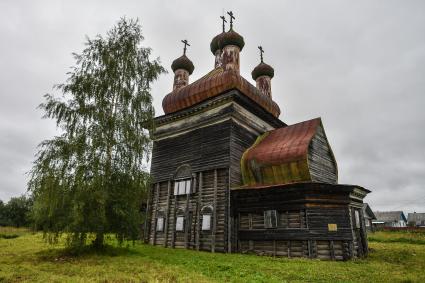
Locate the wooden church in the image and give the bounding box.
[145,13,370,260]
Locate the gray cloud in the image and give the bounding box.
[0,0,424,214]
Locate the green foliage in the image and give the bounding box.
[0,195,33,227]
[0,200,7,226]
[1,231,425,282]
[28,17,165,249]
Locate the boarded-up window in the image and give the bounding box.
[264,210,277,228]
[156,217,164,232]
[355,210,360,228]
[176,216,184,231]
[202,214,212,231]
[277,210,306,228]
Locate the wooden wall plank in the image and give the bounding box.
[164,181,171,247]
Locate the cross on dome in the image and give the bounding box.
[181,39,190,55]
[227,11,235,29]
[258,46,264,63]
[220,15,227,32]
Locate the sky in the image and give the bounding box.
[0,0,424,214]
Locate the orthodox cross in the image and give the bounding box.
[181,39,190,55]
[227,11,235,29]
[258,46,264,63]
[220,15,227,32]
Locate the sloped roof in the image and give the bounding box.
[162,68,281,117]
[241,118,322,187]
[407,213,425,222]
[374,211,407,223]
[363,203,376,219]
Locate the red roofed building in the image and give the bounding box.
[146,14,370,260]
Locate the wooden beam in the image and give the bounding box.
[143,184,152,243]
[171,194,177,248]
[287,240,291,258]
[212,169,218,253]
[164,180,171,247]
[227,167,231,253]
[152,183,160,245]
[196,172,202,251]
[184,190,190,249]
[330,240,335,260]
[308,240,312,258]
[305,209,309,229]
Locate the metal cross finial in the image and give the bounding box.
[258,46,264,63]
[220,15,227,32]
[227,11,235,29]
[181,39,190,55]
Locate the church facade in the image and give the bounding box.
[145,14,370,260]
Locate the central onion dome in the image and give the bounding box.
[251,62,274,80]
[218,29,245,51]
[210,29,245,54]
[171,54,194,75]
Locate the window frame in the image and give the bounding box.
[156,217,164,232]
[175,215,185,231]
[264,209,278,229]
[173,178,192,196]
[201,214,212,231]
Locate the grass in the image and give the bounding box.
[0,229,424,282]
[369,230,425,245]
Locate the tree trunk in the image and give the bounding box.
[93,233,104,249]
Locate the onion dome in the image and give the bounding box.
[251,62,274,80]
[217,29,245,51]
[171,55,194,75]
[210,33,224,54]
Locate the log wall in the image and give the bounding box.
[148,168,229,252]
[232,184,368,260]
[308,125,338,184]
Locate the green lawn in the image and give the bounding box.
[1,228,424,282]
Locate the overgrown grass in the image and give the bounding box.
[0,229,424,282]
[0,226,30,239]
[369,230,425,245]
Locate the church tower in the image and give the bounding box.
[146,13,370,259]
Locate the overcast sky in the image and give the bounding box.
[0,0,424,213]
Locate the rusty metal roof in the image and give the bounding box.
[245,118,321,164]
[162,68,281,117]
[241,118,322,186]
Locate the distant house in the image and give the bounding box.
[363,204,376,232]
[373,211,407,228]
[407,213,425,227]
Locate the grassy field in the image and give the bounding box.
[1,228,425,282]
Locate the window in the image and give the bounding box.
[173,165,192,196]
[156,217,164,232]
[176,216,184,231]
[202,214,212,231]
[174,179,191,195]
[201,205,213,231]
[355,210,360,228]
[264,210,277,228]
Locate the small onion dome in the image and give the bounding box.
[210,33,225,55]
[217,29,245,51]
[171,55,195,75]
[251,62,274,80]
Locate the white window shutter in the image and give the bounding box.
[156,217,164,231]
[202,214,211,231]
[176,216,184,231]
